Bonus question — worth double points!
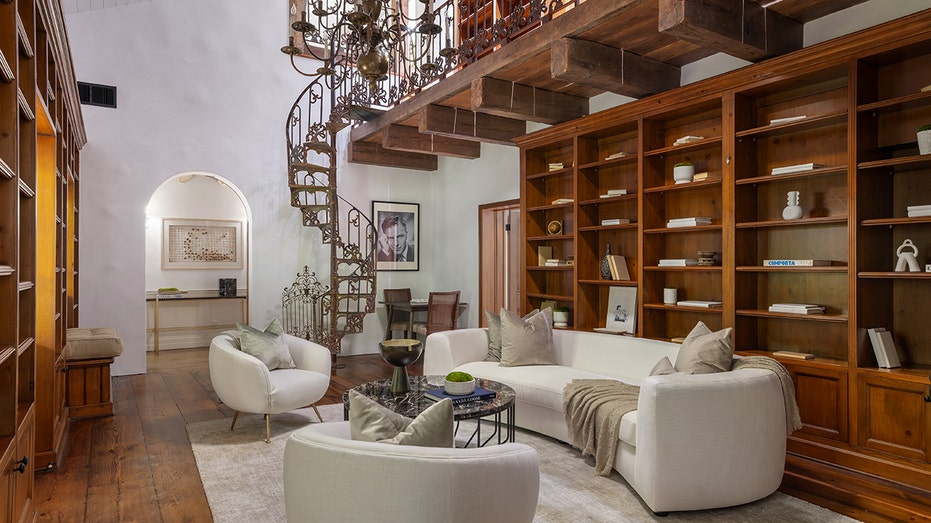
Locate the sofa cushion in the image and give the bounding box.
[348,390,454,447]
[499,308,557,367]
[237,320,296,370]
[64,327,124,360]
[484,309,538,362]
[674,321,733,374]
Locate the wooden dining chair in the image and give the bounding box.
[412,291,460,340]
[383,288,413,340]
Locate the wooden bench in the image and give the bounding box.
[64,328,124,419]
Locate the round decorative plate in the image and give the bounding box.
[547,220,562,235]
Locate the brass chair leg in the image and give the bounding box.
[311,403,323,423]
[265,414,271,444]
[229,411,240,432]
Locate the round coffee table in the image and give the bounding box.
[342,375,516,446]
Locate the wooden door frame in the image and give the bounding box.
[478,198,520,327]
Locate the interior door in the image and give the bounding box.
[479,200,520,325]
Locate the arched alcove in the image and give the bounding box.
[144,172,252,352]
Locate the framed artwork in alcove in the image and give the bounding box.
[372,201,419,271]
[162,218,243,270]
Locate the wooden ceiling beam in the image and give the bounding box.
[551,38,680,99]
[658,0,802,61]
[347,141,438,171]
[419,105,525,146]
[471,77,589,125]
[382,124,482,159]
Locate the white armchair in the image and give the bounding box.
[209,333,331,442]
[284,421,540,523]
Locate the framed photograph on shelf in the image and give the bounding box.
[372,200,419,271]
[605,286,637,334]
[162,218,244,270]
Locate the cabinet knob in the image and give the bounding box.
[61,365,70,373]
[13,456,28,474]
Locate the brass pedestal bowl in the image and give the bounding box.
[379,339,423,395]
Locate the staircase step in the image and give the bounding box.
[290,184,332,192]
[303,141,334,154]
[290,162,332,173]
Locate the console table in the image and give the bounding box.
[146,291,248,353]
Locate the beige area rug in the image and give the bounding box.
[187,404,860,523]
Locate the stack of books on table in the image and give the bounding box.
[599,189,628,198]
[691,171,719,182]
[867,327,901,368]
[907,204,931,217]
[771,163,827,175]
[673,135,704,146]
[545,258,574,267]
[767,303,825,314]
[658,258,699,267]
[425,386,497,405]
[667,217,712,228]
[601,218,631,226]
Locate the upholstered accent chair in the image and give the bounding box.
[283,420,540,522]
[383,287,413,340]
[412,290,460,340]
[208,333,331,443]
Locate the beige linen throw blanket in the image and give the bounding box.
[563,356,802,477]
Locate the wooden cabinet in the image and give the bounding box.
[516,10,931,520]
[1,0,83,518]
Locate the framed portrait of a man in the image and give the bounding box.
[372,200,419,271]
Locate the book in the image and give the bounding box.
[907,210,931,217]
[668,217,712,224]
[667,218,712,228]
[867,328,889,368]
[551,198,574,205]
[676,300,722,308]
[670,337,686,343]
[605,152,628,160]
[673,135,704,145]
[921,84,931,92]
[601,218,630,226]
[773,350,815,360]
[906,204,931,212]
[537,246,553,266]
[548,162,565,171]
[877,330,901,368]
[425,386,497,404]
[545,259,573,266]
[658,259,699,266]
[769,115,807,125]
[768,304,825,314]
[690,171,719,181]
[593,327,626,335]
[607,255,630,280]
[762,259,832,267]
[771,163,827,175]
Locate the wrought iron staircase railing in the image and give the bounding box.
[284,78,377,359]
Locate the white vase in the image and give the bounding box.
[553,311,569,328]
[782,190,803,220]
[673,165,694,184]
[918,129,931,155]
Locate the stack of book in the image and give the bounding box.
[551,198,574,205]
[769,115,807,125]
[867,327,901,368]
[425,386,497,405]
[606,255,630,280]
[667,217,712,228]
[599,189,628,198]
[658,259,698,267]
[673,135,704,146]
[771,163,827,175]
[762,259,832,267]
[676,300,722,308]
[604,152,628,160]
[691,171,719,182]
[907,204,931,217]
[545,258,574,267]
[601,218,631,226]
[548,162,565,171]
[767,303,825,314]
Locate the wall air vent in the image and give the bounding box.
[77,81,117,108]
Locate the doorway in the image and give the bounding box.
[478,199,520,325]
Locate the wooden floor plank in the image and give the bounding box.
[34,350,419,522]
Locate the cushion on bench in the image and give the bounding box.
[65,327,124,360]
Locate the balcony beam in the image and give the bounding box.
[347,141,438,171]
[471,77,588,125]
[551,38,680,99]
[382,124,482,159]
[419,105,524,146]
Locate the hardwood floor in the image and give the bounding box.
[34,348,419,522]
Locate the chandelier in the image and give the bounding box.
[281,0,456,103]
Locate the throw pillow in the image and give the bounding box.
[237,320,296,370]
[348,390,454,447]
[499,308,558,367]
[649,356,676,376]
[225,318,284,351]
[484,308,538,362]
[674,321,734,374]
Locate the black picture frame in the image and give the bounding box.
[372,200,420,271]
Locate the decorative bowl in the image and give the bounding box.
[444,378,476,396]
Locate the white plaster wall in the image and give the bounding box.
[67,0,927,376]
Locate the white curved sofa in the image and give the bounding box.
[284,421,540,523]
[424,327,788,514]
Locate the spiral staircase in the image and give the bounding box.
[283,78,377,360]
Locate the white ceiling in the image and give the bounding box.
[60,0,151,14]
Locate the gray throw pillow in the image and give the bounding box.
[674,321,733,374]
[499,308,558,367]
[237,320,296,370]
[226,318,283,351]
[348,390,454,447]
[649,356,676,376]
[484,308,538,362]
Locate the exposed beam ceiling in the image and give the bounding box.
[347,0,869,168]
